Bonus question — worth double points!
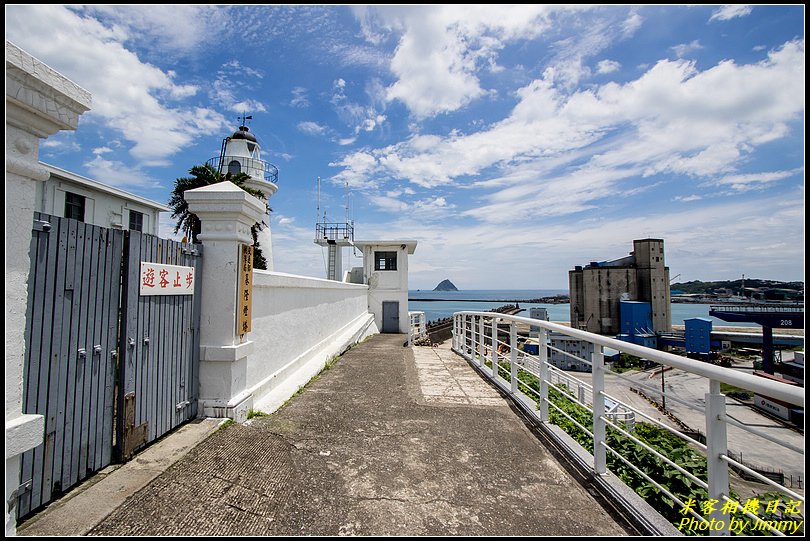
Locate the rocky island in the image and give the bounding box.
[433,279,459,292]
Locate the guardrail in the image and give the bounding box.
[206,155,279,184]
[408,311,427,346]
[452,311,804,536]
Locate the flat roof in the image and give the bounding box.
[42,162,171,212]
[354,240,417,254]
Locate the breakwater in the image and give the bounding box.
[411,295,569,304]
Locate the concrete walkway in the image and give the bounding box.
[21,334,631,536]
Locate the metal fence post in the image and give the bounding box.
[491,317,498,378]
[465,316,470,357]
[592,346,606,475]
[705,379,730,536]
[478,316,485,367]
[510,322,518,394]
[452,315,458,351]
[538,328,549,422]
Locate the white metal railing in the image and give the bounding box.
[408,311,427,346]
[451,311,805,536]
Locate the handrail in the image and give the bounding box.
[455,311,803,406]
[451,311,804,536]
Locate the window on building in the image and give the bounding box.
[129,210,144,232]
[65,192,85,222]
[374,251,397,271]
[228,160,241,175]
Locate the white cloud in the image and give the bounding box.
[41,134,82,153]
[709,5,753,22]
[79,5,222,54]
[5,5,230,162]
[596,59,621,74]
[297,121,328,136]
[210,61,268,114]
[673,194,703,202]
[361,5,574,118]
[275,214,295,226]
[372,190,804,289]
[622,10,643,37]
[290,87,310,108]
[671,40,703,58]
[83,155,162,189]
[368,194,456,220]
[706,170,801,192]
[328,78,388,138]
[332,39,805,220]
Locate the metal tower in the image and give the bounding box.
[314,177,354,281]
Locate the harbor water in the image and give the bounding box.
[408,290,758,328]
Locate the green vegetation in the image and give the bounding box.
[487,356,802,535]
[217,419,236,431]
[611,353,647,374]
[246,409,268,420]
[275,341,363,411]
[671,279,803,300]
[720,383,752,401]
[168,163,271,269]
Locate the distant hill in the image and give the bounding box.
[671,279,803,300]
[433,279,459,292]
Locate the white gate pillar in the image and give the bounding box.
[184,181,265,423]
[5,41,91,536]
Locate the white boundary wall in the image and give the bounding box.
[246,271,378,413]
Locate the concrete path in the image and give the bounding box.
[17,418,223,536]
[22,334,631,536]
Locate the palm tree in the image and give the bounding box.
[169,163,270,269]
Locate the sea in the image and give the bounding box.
[408,289,758,327]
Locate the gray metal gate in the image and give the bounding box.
[18,214,202,518]
[117,231,202,459]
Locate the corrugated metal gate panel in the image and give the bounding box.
[19,215,202,519]
[118,231,202,458]
[19,214,122,517]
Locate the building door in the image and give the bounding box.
[382,301,399,333]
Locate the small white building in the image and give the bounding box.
[38,163,168,235]
[352,240,417,334]
[549,331,594,372]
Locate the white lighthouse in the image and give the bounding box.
[207,116,279,270]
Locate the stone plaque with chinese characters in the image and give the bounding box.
[140,262,195,296]
[237,244,253,335]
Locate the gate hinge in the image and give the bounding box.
[7,479,32,512]
[33,220,52,233]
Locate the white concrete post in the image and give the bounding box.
[538,328,549,422]
[5,41,91,536]
[592,346,607,475]
[184,181,265,423]
[510,322,518,394]
[705,379,731,536]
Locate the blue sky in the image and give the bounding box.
[6,5,804,289]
